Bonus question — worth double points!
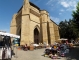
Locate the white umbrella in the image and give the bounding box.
[33,44,39,47]
[58,38,68,40]
[0,32,5,35]
[11,34,20,38]
[0,32,20,38]
[4,33,10,36]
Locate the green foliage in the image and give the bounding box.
[59,20,68,38]
[59,19,78,40]
[72,2,79,32]
[59,2,79,40]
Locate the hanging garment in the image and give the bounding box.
[8,47,11,58]
[2,48,6,59]
[5,48,8,59]
[0,48,3,59]
[5,47,11,59]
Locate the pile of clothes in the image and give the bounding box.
[44,43,69,59]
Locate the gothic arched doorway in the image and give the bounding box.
[17,28,21,46]
[34,28,39,44]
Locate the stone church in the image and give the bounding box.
[10,0,60,45]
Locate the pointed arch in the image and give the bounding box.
[34,25,40,33]
[34,25,40,44]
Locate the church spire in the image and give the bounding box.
[22,0,30,14]
[23,0,29,10]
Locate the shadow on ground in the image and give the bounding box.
[66,47,79,60]
[11,50,15,56]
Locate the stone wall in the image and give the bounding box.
[10,0,60,45]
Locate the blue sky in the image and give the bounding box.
[0,0,79,33]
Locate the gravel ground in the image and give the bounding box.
[12,48,66,60]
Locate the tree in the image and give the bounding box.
[59,19,78,40]
[59,2,79,40]
[72,2,79,37]
[59,20,69,38]
[67,19,78,40]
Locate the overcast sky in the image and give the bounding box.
[0,0,79,32]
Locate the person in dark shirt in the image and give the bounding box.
[3,36,11,47]
[0,41,4,47]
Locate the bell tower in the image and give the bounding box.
[21,0,30,45]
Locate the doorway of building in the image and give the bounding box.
[17,29,21,46]
[34,28,39,44]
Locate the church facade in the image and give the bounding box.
[10,0,60,45]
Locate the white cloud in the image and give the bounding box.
[50,16,60,24]
[46,0,58,10]
[46,0,53,5]
[0,29,10,33]
[46,0,78,11]
[59,13,62,15]
[60,1,69,8]
[60,9,64,12]
[59,0,77,11]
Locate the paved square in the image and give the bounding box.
[12,48,66,60]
